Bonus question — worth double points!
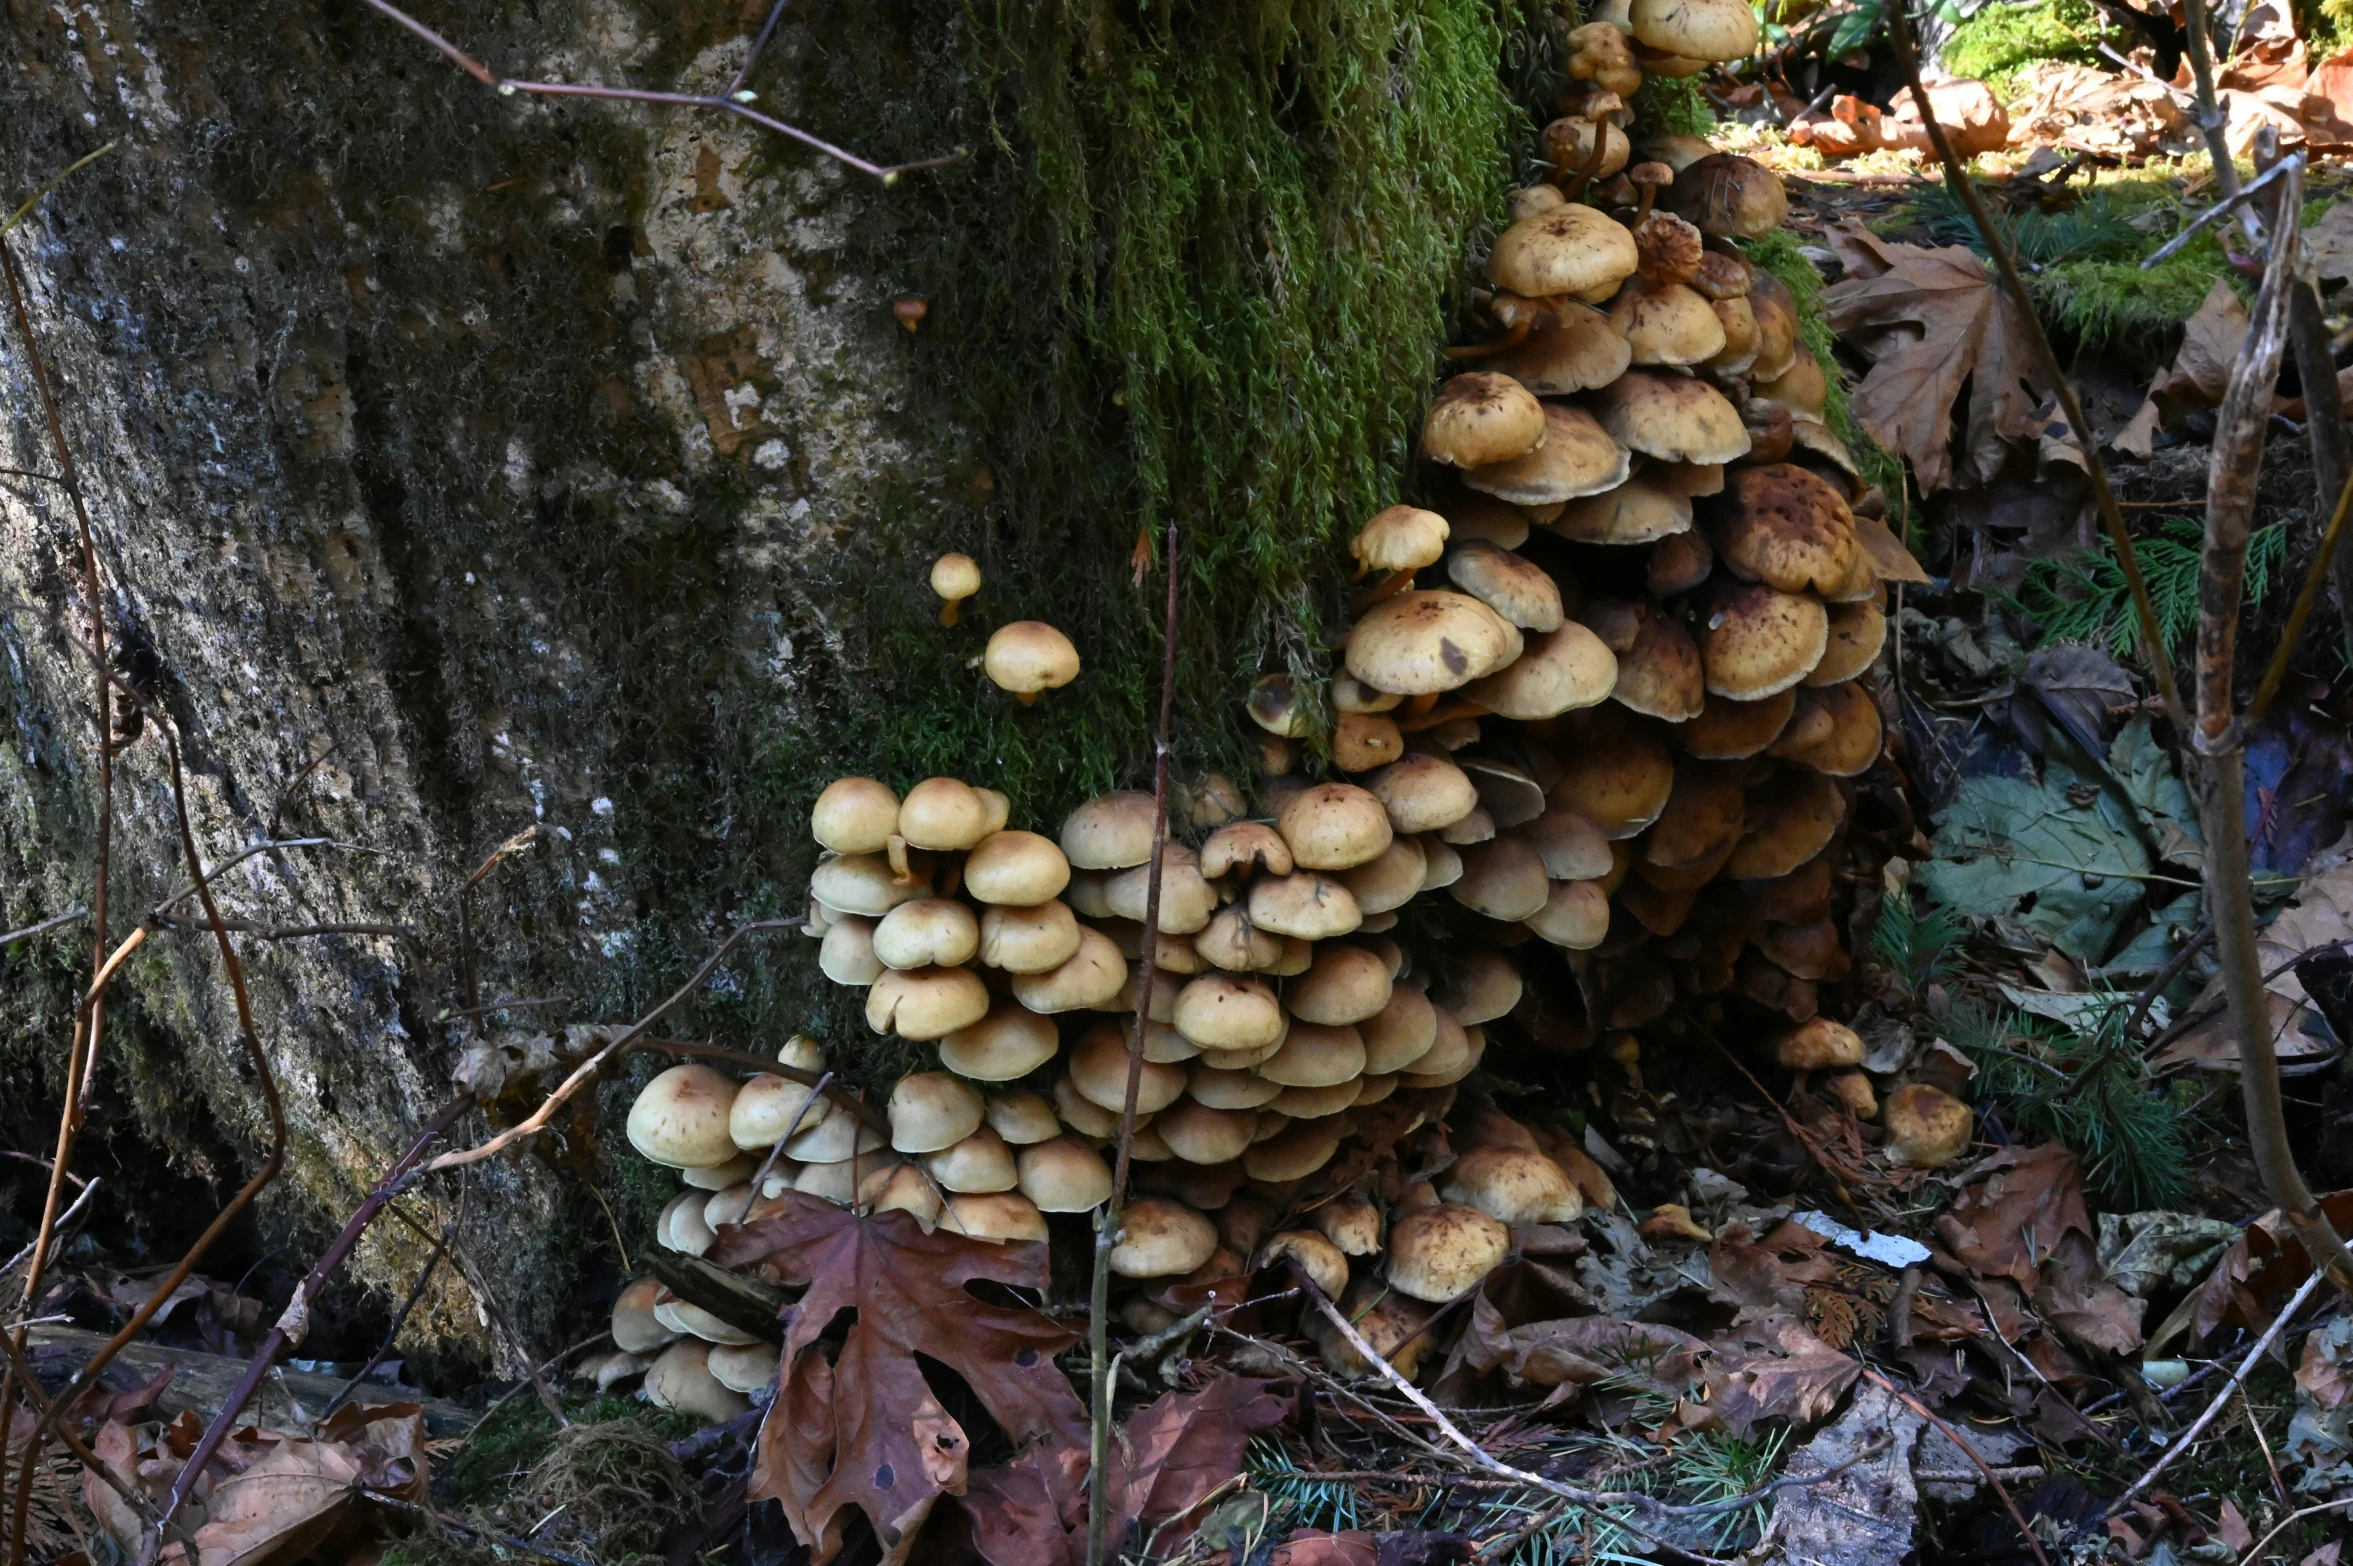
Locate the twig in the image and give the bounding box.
[1086,520,1182,1566]
[438,994,569,1021]
[2250,471,2353,722]
[2108,1267,2327,1515]
[1857,1367,2052,1566]
[0,1180,99,1280]
[352,0,964,185]
[0,143,117,240]
[458,825,538,1016]
[2235,1495,2353,1564]
[1879,0,2184,733]
[2175,0,2261,246]
[747,1069,833,1199]
[2097,43,2198,107]
[2124,919,2214,1042]
[382,1204,570,1432]
[321,1217,456,1421]
[149,1096,471,1550]
[0,909,88,947]
[2141,156,2297,267]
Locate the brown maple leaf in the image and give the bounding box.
[1822,217,2048,493]
[714,1192,1088,1566]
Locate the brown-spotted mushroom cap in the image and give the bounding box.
[628,1064,741,1170]
[1447,540,1564,631]
[1017,1138,1113,1211]
[1385,1203,1511,1302]
[1884,1084,1974,1170]
[1486,302,1634,396]
[1464,621,1619,721]
[811,777,900,855]
[1726,768,1846,879]
[1781,680,1882,777]
[983,622,1081,701]
[1462,403,1632,506]
[1346,590,1522,696]
[1809,601,1886,686]
[1061,791,1159,870]
[963,830,1072,907]
[1609,607,1706,722]
[1442,1146,1584,1224]
[938,1005,1062,1082]
[1714,464,1856,596]
[1775,1016,1864,1071]
[1363,752,1480,833]
[1450,836,1551,922]
[1566,19,1643,94]
[1109,1198,1219,1278]
[1630,0,1759,59]
[1278,783,1395,872]
[1648,530,1716,598]
[1610,278,1728,367]
[1422,372,1548,468]
[1700,582,1828,700]
[1680,688,1797,759]
[1660,153,1787,238]
[1597,370,1751,465]
[1552,472,1693,546]
[978,900,1083,974]
[1485,203,1640,300]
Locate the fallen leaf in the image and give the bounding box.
[1270,1533,1379,1566]
[2218,1496,2255,1552]
[2119,281,2250,447]
[1934,1144,2093,1291]
[2304,1544,2344,1566]
[2095,1210,2241,1297]
[1823,218,2046,492]
[2156,859,2353,1071]
[1098,1377,1291,1554]
[2299,1315,2353,1411]
[1709,1220,1838,1314]
[2147,1190,2353,1351]
[1748,1380,1923,1565]
[1916,768,2152,963]
[715,1192,1089,1566]
[1463,1309,1708,1395]
[1695,1314,1859,1435]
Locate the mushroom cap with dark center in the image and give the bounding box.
[1247,672,1310,737]
[1807,601,1886,685]
[1447,541,1564,631]
[1659,152,1787,238]
[1610,278,1728,367]
[1422,371,1548,469]
[1699,581,1828,700]
[1648,529,1715,597]
[983,621,1082,696]
[1352,505,1451,574]
[1346,590,1523,696]
[1642,757,1751,870]
[1608,605,1706,722]
[1679,688,1797,759]
[1597,371,1751,465]
[1549,704,1676,837]
[1485,204,1641,300]
[1713,463,1856,596]
[1463,620,1619,721]
[1551,471,1693,546]
[1690,251,1753,301]
[1485,303,1633,396]
[1726,767,1846,879]
[1462,402,1632,506]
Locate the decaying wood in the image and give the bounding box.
[24,1326,472,1437]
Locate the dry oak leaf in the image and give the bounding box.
[1932,1143,2091,1292]
[1822,218,2047,493]
[715,1191,1089,1566]
[2155,856,2353,1073]
[1693,1313,1859,1436]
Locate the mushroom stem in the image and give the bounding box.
[1404,692,1442,718]
[1560,127,1611,202]
[937,855,965,900]
[1017,690,1038,705]
[1632,186,1660,224]
[1395,700,1491,733]
[938,600,962,628]
[1441,317,1534,362]
[886,833,914,886]
[1347,569,1419,616]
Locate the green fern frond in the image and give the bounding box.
[1873,887,1967,995]
[2005,516,2285,658]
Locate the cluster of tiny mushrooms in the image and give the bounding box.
[592,0,1977,1421]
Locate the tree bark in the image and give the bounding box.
[0,0,971,1354]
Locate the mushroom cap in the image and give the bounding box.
[1649,529,1717,598]
[1447,541,1564,631]
[1017,1137,1114,1211]
[939,1004,1063,1081]
[1644,756,1751,872]
[729,1073,834,1153]
[942,1192,1051,1243]
[1443,805,1497,846]
[1450,836,1551,922]
[1821,1069,1878,1120]
[1189,1063,1287,1110]
[1108,1198,1220,1278]
[1726,768,1846,879]
[1820,541,1881,605]
[818,917,885,987]
[1173,973,1288,1051]
[1700,582,1828,700]
[1769,1011,1863,1072]
[1194,907,1286,974]
[1332,674,1407,715]
[1444,492,1539,550]
[1257,1020,1367,1088]
[1597,371,1751,465]
[1661,152,1788,239]
[1609,278,1729,367]
[1884,1084,1974,1169]
[1243,1119,1345,1182]
[1248,873,1364,941]
[1344,833,1431,916]
[793,1155,876,1208]
[1104,846,1218,935]
[1756,349,1827,415]
[1551,472,1694,546]
[978,900,1084,974]
[1363,753,1481,835]
[987,1090,1063,1145]
[1200,821,1294,880]
[1247,672,1310,738]
[888,1071,987,1154]
[1288,944,1395,1026]
[1710,295,1762,376]
[686,1155,758,1195]
[1011,925,1128,1012]
[1541,115,1631,185]
[1436,950,1522,1026]
[785,1109,886,1163]
[1069,1027,1188,1114]
[1062,792,1158,870]
[1780,679,1882,777]
[1464,621,1619,721]
[1386,1203,1512,1302]
[1462,403,1633,506]
[1809,601,1886,686]
[1353,984,1438,1076]
[643,1342,754,1424]
[1155,1100,1261,1164]
[1550,705,1676,838]
[810,852,930,918]
[1259,1229,1351,1300]
[1486,303,1634,396]
[1405,1005,1477,1082]
[983,621,1082,695]
[1422,371,1549,469]
[1610,606,1706,722]
[628,1064,741,1170]
[1346,590,1523,697]
[1332,710,1406,773]
[1761,917,1843,981]
[865,965,992,1040]
[923,1125,1019,1194]
[1745,269,1800,381]
[964,830,1072,907]
[1633,210,1705,287]
[899,777,994,852]
[1316,1193,1386,1257]
[706,1340,782,1398]
[873,898,981,970]
[1279,783,1396,872]
[811,777,900,856]
[1526,878,1610,949]
[1681,688,1797,759]
[612,1278,679,1355]
[658,1191,718,1256]
[1420,837,1466,892]
[1519,805,1614,880]
[1629,0,1759,59]
[1714,464,1856,596]
[1486,204,1641,300]
[930,551,982,602]
[1442,1146,1584,1224]
[1353,505,1452,573]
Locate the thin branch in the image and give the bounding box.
[1857,1367,2052,1566]
[0,143,118,240]
[320,1217,455,1422]
[0,1180,99,1279]
[2142,156,2297,267]
[2236,1495,2353,1564]
[0,909,88,947]
[2251,467,2353,721]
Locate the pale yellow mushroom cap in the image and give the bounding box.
[1385,1202,1511,1302]
[984,621,1081,697]
[1109,1198,1219,1278]
[931,551,982,603]
[1352,506,1452,574]
[811,776,901,855]
[887,1071,986,1154]
[627,1064,741,1169]
[1017,1137,1114,1212]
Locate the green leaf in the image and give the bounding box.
[2106,715,2204,868]
[1827,8,1879,56]
[1917,773,2153,962]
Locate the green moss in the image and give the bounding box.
[1941,0,2113,96]
[1632,74,1717,138]
[1739,228,1907,518]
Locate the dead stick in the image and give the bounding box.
[1879,0,2184,733]
[1857,1367,2052,1566]
[1084,520,1182,1566]
[2283,294,2353,672]
[2185,161,2353,1302]
[2109,1266,2327,1515]
[2251,469,2353,721]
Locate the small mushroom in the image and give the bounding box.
[1109,1198,1219,1278]
[811,776,900,855]
[1884,1084,1974,1169]
[643,1341,752,1423]
[1422,372,1548,469]
[892,294,929,332]
[1017,1137,1113,1211]
[1384,1203,1509,1302]
[1638,1203,1713,1242]
[983,621,1081,702]
[1259,1229,1351,1300]
[930,552,980,626]
[888,1071,986,1154]
[627,1065,741,1170]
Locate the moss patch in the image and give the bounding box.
[1941,0,2114,97]
[1739,228,1907,515]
